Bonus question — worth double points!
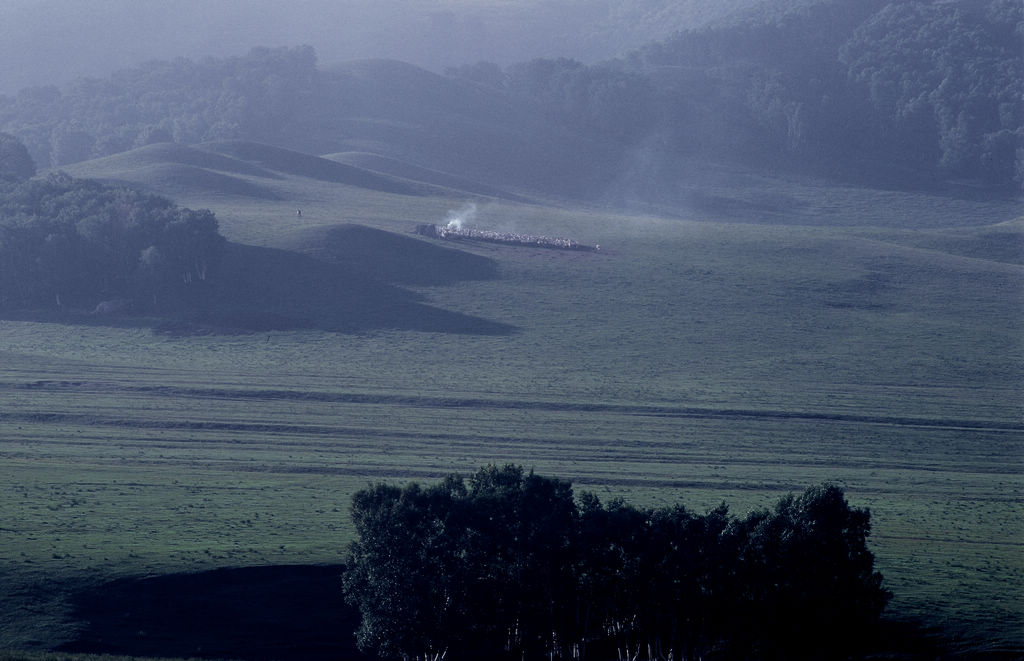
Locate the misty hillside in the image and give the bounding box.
[55,141,481,202]
[0,0,772,95]
[0,157,514,334]
[1,0,1021,206]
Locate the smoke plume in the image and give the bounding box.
[445,202,477,230]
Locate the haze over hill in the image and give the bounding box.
[0,1,1022,657]
[3,0,1020,201]
[0,0,764,95]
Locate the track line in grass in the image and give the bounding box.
[873,534,1024,548]
[6,380,1022,432]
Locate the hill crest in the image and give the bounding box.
[279,223,500,286]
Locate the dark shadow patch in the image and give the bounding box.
[49,565,1018,661]
[821,272,894,310]
[0,242,515,336]
[281,223,500,285]
[163,242,514,335]
[56,564,372,661]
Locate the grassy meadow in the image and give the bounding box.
[2,144,1022,654]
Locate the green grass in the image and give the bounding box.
[198,141,433,196]
[5,148,1022,654]
[324,151,533,202]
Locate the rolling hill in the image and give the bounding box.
[0,1,1021,656]
[2,0,1019,201]
[4,133,1023,655]
[55,143,283,200]
[47,57,619,204]
[44,142,522,335]
[198,141,432,196]
[278,223,500,286]
[324,151,531,203]
[56,141,461,202]
[317,59,619,199]
[184,241,512,335]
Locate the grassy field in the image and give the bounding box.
[3,146,1022,655]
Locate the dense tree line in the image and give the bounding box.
[0,132,36,181]
[0,46,320,169]
[453,0,1023,189]
[839,0,1022,184]
[343,466,890,661]
[0,136,225,312]
[1,2,1018,193]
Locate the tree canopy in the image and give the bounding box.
[839,0,1023,183]
[0,166,224,312]
[453,0,1023,189]
[0,131,35,181]
[343,466,890,661]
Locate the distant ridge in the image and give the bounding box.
[322,59,616,199]
[92,142,282,178]
[59,149,283,200]
[138,163,283,199]
[200,141,431,196]
[56,140,480,201]
[324,152,532,203]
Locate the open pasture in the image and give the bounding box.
[1,347,1021,647]
[3,151,1023,652]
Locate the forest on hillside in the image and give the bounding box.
[0,0,1019,194]
[459,0,1023,188]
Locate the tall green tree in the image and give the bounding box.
[343,477,472,661]
[0,132,34,181]
[729,483,890,659]
[463,465,578,660]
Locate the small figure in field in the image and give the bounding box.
[296,209,302,217]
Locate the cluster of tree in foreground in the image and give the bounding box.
[343,466,890,661]
[0,132,225,313]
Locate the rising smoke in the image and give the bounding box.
[418,201,594,251]
[445,202,478,230]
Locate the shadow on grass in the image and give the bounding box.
[280,223,500,286]
[178,242,514,335]
[52,564,1021,661]
[0,242,516,336]
[56,565,371,661]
